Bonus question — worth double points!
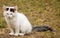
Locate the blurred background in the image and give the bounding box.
[0,0,60,38]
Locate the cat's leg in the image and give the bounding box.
[9,28,14,35]
[19,27,26,36]
[19,26,32,35]
[7,23,14,35]
[14,26,20,36]
[19,26,32,36]
[19,26,26,36]
[19,29,31,36]
[19,33,25,36]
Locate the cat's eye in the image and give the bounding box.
[6,8,9,11]
[10,8,15,12]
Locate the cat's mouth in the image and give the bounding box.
[8,17,12,19]
[7,16,14,19]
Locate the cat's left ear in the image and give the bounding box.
[14,5,17,11]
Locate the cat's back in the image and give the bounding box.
[16,12,28,21]
[16,12,25,17]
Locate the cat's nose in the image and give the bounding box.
[8,16,11,19]
[7,13,9,15]
[8,16,12,19]
[8,15,12,18]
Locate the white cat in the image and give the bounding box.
[3,5,53,36]
[3,5,32,36]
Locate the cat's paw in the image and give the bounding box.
[14,33,19,36]
[19,33,25,36]
[9,32,14,35]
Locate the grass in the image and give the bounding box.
[0,0,60,38]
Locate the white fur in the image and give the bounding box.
[3,6,32,36]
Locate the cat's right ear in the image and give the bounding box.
[3,5,6,9]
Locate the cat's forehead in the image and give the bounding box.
[6,6,14,8]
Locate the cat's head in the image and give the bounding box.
[3,5,17,19]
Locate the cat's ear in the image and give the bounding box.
[14,5,17,11]
[3,5,6,9]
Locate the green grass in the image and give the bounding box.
[0,0,60,38]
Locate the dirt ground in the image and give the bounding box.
[0,28,56,38]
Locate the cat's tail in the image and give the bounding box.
[32,25,54,32]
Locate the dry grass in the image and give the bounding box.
[0,28,56,38]
[0,0,60,38]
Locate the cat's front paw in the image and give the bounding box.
[14,33,19,36]
[19,33,25,36]
[9,32,14,35]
